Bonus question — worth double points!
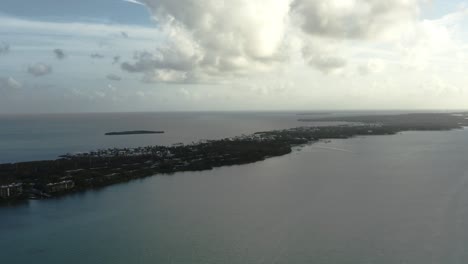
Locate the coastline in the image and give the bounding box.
[1,112,468,205]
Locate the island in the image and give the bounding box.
[1,112,468,204]
[105,130,164,136]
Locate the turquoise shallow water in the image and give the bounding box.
[1,128,468,263]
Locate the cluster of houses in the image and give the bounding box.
[46,180,75,193]
[64,146,175,159]
[0,183,23,199]
[1,180,76,200]
[64,131,302,160]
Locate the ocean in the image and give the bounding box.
[0,111,307,163]
[1,112,468,263]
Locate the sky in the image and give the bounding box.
[1,0,468,113]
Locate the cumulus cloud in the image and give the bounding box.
[119,0,422,83]
[0,77,22,90]
[121,49,200,82]
[0,42,9,55]
[106,74,122,81]
[121,0,292,83]
[27,63,53,77]
[291,0,420,40]
[53,48,66,59]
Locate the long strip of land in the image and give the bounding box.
[1,112,467,203]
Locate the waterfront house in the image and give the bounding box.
[0,183,23,199]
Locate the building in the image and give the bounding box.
[46,180,75,193]
[0,183,23,199]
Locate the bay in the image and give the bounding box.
[1,127,468,263]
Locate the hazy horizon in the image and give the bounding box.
[1,108,468,116]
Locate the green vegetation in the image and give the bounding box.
[1,112,468,203]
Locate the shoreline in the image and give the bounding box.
[1,112,468,205]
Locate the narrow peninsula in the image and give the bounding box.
[1,112,468,203]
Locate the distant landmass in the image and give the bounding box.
[105,130,164,136]
[296,112,332,116]
[2,112,468,204]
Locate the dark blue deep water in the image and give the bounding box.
[1,112,468,263]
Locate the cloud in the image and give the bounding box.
[419,76,462,97]
[358,59,385,75]
[291,0,420,40]
[0,42,9,55]
[301,39,348,74]
[0,16,161,41]
[90,53,105,59]
[121,0,292,83]
[3,2,468,112]
[308,55,347,74]
[142,70,188,83]
[119,0,422,83]
[398,8,468,71]
[123,0,145,6]
[27,63,53,77]
[53,48,66,59]
[107,84,117,91]
[121,50,198,72]
[106,74,122,81]
[112,56,121,65]
[0,77,22,90]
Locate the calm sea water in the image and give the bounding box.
[0,111,308,163]
[1,112,468,263]
[0,110,432,163]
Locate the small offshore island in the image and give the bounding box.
[105,130,164,136]
[1,113,468,203]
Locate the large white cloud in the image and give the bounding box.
[119,0,423,83]
[145,0,291,59]
[121,0,292,83]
